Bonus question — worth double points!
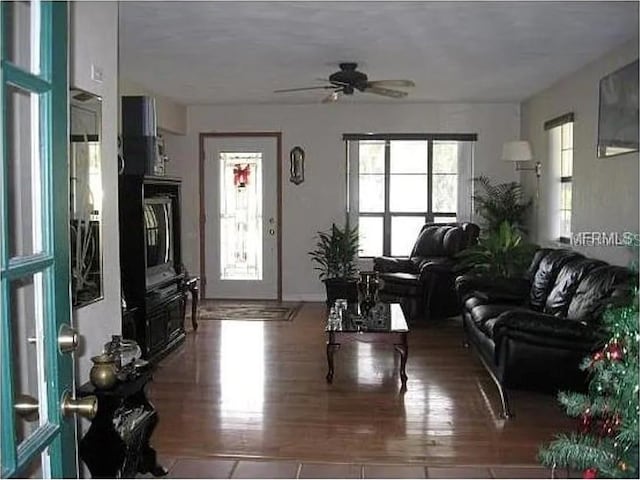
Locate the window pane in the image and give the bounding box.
[359,174,384,212]
[359,217,383,257]
[434,215,457,224]
[561,183,572,210]
[4,0,41,75]
[359,141,385,174]
[560,210,571,238]
[433,142,458,173]
[562,122,573,149]
[561,150,573,177]
[219,152,262,280]
[389,175,428,212]
[390,140,427,173]
[433,174,457,213]
[391,217,425,256]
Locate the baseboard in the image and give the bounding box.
[282,294,326,302]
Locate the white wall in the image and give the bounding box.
[521,38,639,266]
[165,102,519,301]
[70,1,120,384]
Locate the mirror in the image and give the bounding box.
[69,88,103,307]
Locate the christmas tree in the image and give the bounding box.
[538,291,639,478]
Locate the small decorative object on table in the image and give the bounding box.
[358,271,380,314]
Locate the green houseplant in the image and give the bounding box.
[457,221,538,278]
[473,175,533,234]
[309,220,359,306]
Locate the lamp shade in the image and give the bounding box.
[502,141,533,162]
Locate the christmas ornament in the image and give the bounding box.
[606,341,624,361]
[578,410,592,434]
[618,461,628,472]
[583,467,598,478]
[592,350,605,363]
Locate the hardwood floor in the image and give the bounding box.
[147,303,573,466]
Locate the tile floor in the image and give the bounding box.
[142,455,578,479]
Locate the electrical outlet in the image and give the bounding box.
[91,64,104,83]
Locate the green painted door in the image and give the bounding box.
[1,2,85,477]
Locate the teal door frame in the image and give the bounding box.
[1,2,77,477]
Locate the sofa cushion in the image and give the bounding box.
[544,258,606,317]
[470,304,518,336]
[567,265,636,323]
[529,250,583,311]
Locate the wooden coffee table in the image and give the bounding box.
[325,302,409,387]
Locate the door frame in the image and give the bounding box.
[198,132,282,301]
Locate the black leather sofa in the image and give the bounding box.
[373,222,480,320]
[456,248,635,418]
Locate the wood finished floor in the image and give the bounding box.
[148,302,573,466]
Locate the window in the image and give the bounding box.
[346,134,476,257]
[545,114,574,243]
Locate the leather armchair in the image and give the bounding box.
[374,222,479,320]
[456,248,635,418]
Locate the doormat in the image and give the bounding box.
[196,300,303,322]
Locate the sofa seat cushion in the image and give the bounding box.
[379,272,422,296]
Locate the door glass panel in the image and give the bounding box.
[359,217,383,257]
[391,217,424,256]
[6,84,43,258]
[3,0,41,74]
[433,174,457,213]
[219,152,263,280]
[390,175,428,212]
[358,174,384,212]
[11,273,48,445]
[21,448,51,479]
[390,140,427,173]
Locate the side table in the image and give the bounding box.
[77,370,167,478]
[185,276,200,330]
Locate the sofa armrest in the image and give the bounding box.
[493,310,605,350]
[455,274,530,302]
[373,256,417,274]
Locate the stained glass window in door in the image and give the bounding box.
[219,152,263,280]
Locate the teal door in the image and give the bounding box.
[1,2,94,477]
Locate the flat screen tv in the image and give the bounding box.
[143,196,176,288]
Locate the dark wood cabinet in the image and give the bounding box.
[118,175,186,363]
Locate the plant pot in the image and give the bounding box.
[323,278,359,307]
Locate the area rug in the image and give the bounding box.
[196,300,303,322]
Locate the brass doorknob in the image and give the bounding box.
[58,324,79,353]
[14,394,39,422]
[61,391,97,420]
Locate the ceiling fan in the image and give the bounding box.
[274,62,415,103]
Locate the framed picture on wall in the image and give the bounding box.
[597,59,639,158]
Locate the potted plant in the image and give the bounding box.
[473,175,533,234]
[457,221,538,279]
[309,220,360,306]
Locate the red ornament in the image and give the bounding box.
[578,410,592,434]
[606,341,624,361]
[583,468,598,478]
[592,350,605,362]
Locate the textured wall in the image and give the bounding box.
[164,102,520,301]
[521,38,639,266]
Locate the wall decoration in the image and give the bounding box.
[597,59,639,158]
[289,146,305,185]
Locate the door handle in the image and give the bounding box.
[58,324,79,354]
[14,394,39,422]
[61,391,98,420]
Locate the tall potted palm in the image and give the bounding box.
[309,221,359,306]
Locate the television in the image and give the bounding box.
[143,196,176,288]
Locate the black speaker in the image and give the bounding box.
[122,136,157,175]
[122,96,157,137]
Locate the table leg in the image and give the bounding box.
[394,333,409,386]
[190,284,199,331]
[326,338,340,383]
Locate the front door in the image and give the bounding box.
[202,134,281,300]
[1,2,80,477]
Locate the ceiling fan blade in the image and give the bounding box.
[364,86,408,98]
[367,79,415,88]
[321,90,342,104]
[274,86,334,93]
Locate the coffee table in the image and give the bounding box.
[325,302,409,387]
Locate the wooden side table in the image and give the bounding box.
[185,276,200,330]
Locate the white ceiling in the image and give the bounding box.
[119,1,639,106]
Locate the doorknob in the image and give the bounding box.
[58,324,79,353]
[14,394,39,422]
[61,391,97,420]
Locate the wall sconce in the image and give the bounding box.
[289,146,305,185]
